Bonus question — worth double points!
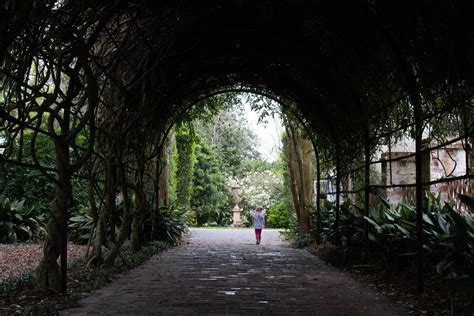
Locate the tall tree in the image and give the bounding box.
[197,108,260,180]
[175,124,196,211]
[284,122,313,234]
[190,135,228,226]
[159,131,174,206]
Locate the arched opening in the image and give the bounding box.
[163,91,285,227]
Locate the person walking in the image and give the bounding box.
[252,207,266,244]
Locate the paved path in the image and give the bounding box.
[63,228,410,315]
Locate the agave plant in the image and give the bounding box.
[363,198,418,257]
[318,192,474,278]
[438,194,474,314]
[363,193,474,273]
[144,205,189,245]
[314,199,367,246]
[432,195,474,274]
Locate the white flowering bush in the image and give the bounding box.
[238,169,283,225]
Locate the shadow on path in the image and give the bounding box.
[62,228,410,315]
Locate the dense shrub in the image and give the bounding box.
[266,200,292,228]
[190,137,230,226]
[1,169,55,214]
[0,270,35,296]
[68,207,94,245]
[144,205,188,245]
[315,193,474,278]
[0,197,46,243]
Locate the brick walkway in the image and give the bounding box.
[62,228,410,315]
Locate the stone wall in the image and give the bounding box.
[380,138,471,207]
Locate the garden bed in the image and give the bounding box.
[0,243,87,282]
[0,241,171,315]
[308,243,471,315]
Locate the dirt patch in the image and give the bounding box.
[0,241,170,314]
[0,243,88,281]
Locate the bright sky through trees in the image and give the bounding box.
[242,102,282,162]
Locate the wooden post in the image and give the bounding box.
[364,128,370,262]
[414,98,424,293]
[335,144,341,246]
[388,137,393,185]
[463,104,472,176]
[380,16,425,293]
[315,146,321,244]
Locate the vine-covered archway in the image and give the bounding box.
[0,1,472,293]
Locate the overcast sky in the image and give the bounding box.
[242,102,283,162]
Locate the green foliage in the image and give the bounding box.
[317,193,474,279]
[171,94,285,227]
[430,194,474,276]
[1,131,56,215]
[1,241,171,315]
[266,200,292,228]
[190,136,230,226]
[22,300,58,315]
[184,93,240,125]
[440,195,474,315]
[1,165,55,215]
[280,209,314,246]
[293,234,316,248]
[169,134,178,204]
[1,130,91,243]
[0,270,35,297]
[88,265,114,290]
[68,207,94,245]
[279,215,302,241]
[174,124,196,211]
[0,197,46,243]
[195,106,260,180]
[0,131,91,244]
[278,131,298,224]
[363,194,474,277]
[150,205,188,245]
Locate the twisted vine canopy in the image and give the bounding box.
[2,1,473,161]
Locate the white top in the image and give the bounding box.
[252,210,266,229]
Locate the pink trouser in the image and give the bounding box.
[255,229,262,240]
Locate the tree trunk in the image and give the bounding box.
[315,144,321,244]
[131,160,146,252]
[152,131,174,239]
[300,138,313,234]
[176,127,195,211]
[289,126,306,229]
[285,123,313,234]
[131,213,143,252]
[90,143,118,266]
[36,202,62,291]
[36,138,72,292]
[284,128,301,222]
[152,154,161,240]
[158,131,174,206]
[335,145,341,245]
[288,124,311,235]
[103,159,132,265]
